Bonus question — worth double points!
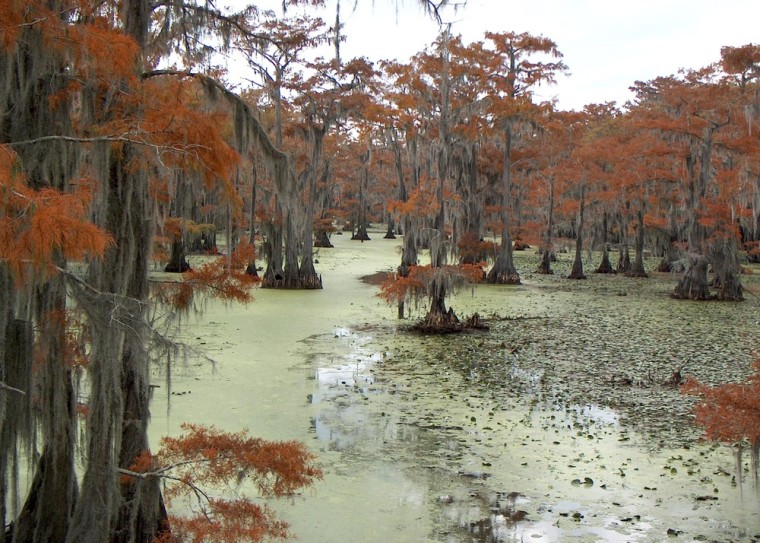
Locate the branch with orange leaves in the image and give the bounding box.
[377,262,485,308]
[681,360,760,447]
[119,423,323,543]
[166,242,261,311]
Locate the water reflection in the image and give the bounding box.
[303,318,760,543]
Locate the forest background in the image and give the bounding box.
[2,0,760,541]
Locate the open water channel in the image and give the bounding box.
[150,232,760,542]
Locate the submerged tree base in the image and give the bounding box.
[412,311,488,334]
[298,273,323,289]
[314,230,334,248]
[596,257,615,274]
[485,270,521,285]
[672,256,711,300]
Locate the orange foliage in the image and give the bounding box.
[377,269,424,305]
[149,423,322,542]
[458,232,496,262]
[167,498,289,543]
[0,0,24,51]
[168,242,260,310]
[377,263,484,307]
[682,360,760,446]
[0,147,112,282]
[69,18,140,83]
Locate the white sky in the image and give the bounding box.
[245,0,760,111]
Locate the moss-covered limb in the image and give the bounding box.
[10,274,79,543]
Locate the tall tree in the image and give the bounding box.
[1,1,322,541]
[478,31,567,285]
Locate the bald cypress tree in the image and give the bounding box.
[0,1,323,541]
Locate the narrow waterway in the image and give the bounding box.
[150,232,760,542]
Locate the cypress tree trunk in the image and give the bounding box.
[384,217,397,239]
[352,152,371,242]
[673,122,727,300]
[568,187,586,280]
[595,212,615,274]
[283,211,301,288]
[626,209,648,278]
[711,239,744,301]
[487,123,520,285]
[397,218,418,319]
[617,245,631,274]
[656,207,679,272]
[12,275,78,543]
[1,319,34,542]
[394,136,416,318]
[672,255,711,300]
[459,146,486,266]
[537,182,555,275]
[164,238,190,273]
[262,212,285,288]
[314,230,334,248]
[68,142,162,543]
[568,227,586,279]
[596,246,614,274]
[538,249,554,275]
[416,277,460,332]
[246,163,259,276]
[298,127,324,289]
[0,271,16,536]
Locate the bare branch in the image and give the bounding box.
[5,134,210,155]
[0,381,26,396]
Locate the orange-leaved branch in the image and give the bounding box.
[681,360,760,447]
[377,263,485,308]
[137,423,323,543]
[0,147,112,282]
[168,242,260,310]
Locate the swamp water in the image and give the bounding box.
[151,233,760,542]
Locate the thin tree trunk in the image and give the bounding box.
[537,181,555,275]
[626,209,648,278]
[487,123,520,285]
[298,127,324,289]
[568,186,586,280]
[595,212,615,274]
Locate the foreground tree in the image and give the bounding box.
[682,361,760,486]
[125,424,321,543]
[1,1,324,541]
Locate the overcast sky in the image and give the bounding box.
[248,0,760,110]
